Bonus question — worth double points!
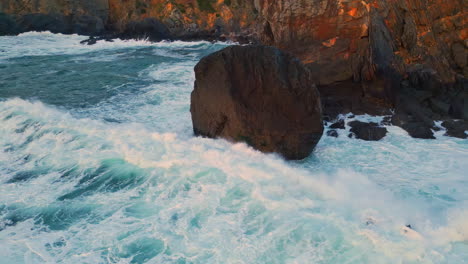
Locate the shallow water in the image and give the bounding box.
[0,32,467,264]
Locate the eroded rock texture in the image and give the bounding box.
[191,46,323,160]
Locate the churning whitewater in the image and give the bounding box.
[0,32,467,264]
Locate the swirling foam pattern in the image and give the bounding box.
[0,32,467,264]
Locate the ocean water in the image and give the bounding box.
[0,32,467,264]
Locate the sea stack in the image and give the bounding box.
[190,46,323,160]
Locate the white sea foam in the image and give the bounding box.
[0,31,215,60]
[0,34,467,264]
[0,98,467,263]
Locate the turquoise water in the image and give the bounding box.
[0,32,467,264]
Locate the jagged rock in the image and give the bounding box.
[402,123,436,139]
[348,121,387,141]
[442,120,468,139]
[326,130,339,138]
[391,109,436,139]
[191,45,323,160]
[330,120,345,129]
[381,116,392,126]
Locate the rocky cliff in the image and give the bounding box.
[1,0,467,136]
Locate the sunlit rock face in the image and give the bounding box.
[2,0,465,81]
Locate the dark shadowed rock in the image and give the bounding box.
[381,116,392,126]
[391,107,436,139]
[0,13,21,35]
[401,123,436,139]
[80,35,115,45]
[191,45,323,160]
[119,18,171,42]
[330,119,345,129]
[326,130,339,138]
[449,77,468,120]
[442,120,468,139]
[348,121,387,141]
[72,15,105,36]
[18,13,71,34]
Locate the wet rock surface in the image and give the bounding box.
[191,45,323,160]
[348,121,387,141]
[442,120,468,139]
[326,130,339,138]
[329,119,345,129]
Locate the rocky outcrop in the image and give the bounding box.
[348,121,387,141]
[191,45,323,160]
[0,0,108,35]
[441,120,468,139]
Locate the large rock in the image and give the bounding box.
[442,120,468,139]
[190,45,323,160]
[348,121,387,141]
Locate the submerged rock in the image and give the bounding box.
[326,130,339,138]
[80,35,115,45]
[348,121,387,141]
[330,119,345,129]
[191,45,323,160]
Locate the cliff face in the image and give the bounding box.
[1,0,466,121]
[1,0,465,79]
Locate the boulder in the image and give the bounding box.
[326,130,339,138]
[391,110,436,139]
[191,45,323,160]
[348,121,387,141]
[401,122,436,139]
[329,119,345,129]
[441,120,468,139]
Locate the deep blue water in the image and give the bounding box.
[0,32,467,264]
